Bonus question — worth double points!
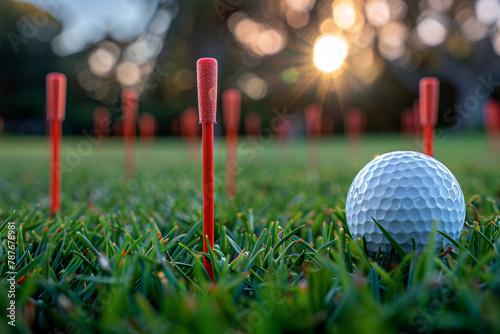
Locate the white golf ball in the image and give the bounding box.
[346,151,465,253]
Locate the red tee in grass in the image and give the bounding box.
[305,103,322,172]
[94,107,111,141]
[197,58,217,283]
[46,73,67,216]
[139,113,156,138]
[483,99,500,153]
[244,112,262,137]
[223,89,241,198]
[419,77,439,157]
[276,118,291,141]
[483,99,500,135]
[182,107,200,160]
[122,88,138,180]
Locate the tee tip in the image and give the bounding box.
[419,77,439,127]
[197,58,218,124]
[46,72,67,121]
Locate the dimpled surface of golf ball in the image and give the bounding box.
[346,151,465,253]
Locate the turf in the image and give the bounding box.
[0,134,499,334]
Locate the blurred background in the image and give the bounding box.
[0,0,499,136]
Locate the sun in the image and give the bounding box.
[313,35,348,73]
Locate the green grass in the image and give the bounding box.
[0,134,499,334]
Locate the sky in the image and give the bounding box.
[16,0,160,55]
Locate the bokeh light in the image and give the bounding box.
[388,0,408,20]
[88,47,118,78]
[351,48,374,70]
[333,1,356,30]
[116,61,141,86]
[125,36,164,65]
[428,0,453,12]
[173,69,196,91]
[378,22,408,60]
[286,9,310,29]
[319,18,337,34]
[492,32,500,55]
[286,0,315,13]
[465,21,488,41]
[417,15,448,46]
[238,73,268,100]
[229,13,286,57]
[475,0,500,25]
[313,35,348,73]
[365,0,390,28]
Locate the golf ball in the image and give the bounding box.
[346,151,465,253]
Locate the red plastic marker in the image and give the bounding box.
[46,73,67,216]
[419,77,439,157]
[483,99,500,153]
[94,107,111,141]
[483,99,500,135]
[276,118,291,140]
[223,89,241,198]
[245,112,262,137]
[182,107,200,160]
[197,58,217,282]
[122,88,138,180]
[305,103,322,171]
[139,112,156,138]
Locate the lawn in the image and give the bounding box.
[0,134,499,334]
